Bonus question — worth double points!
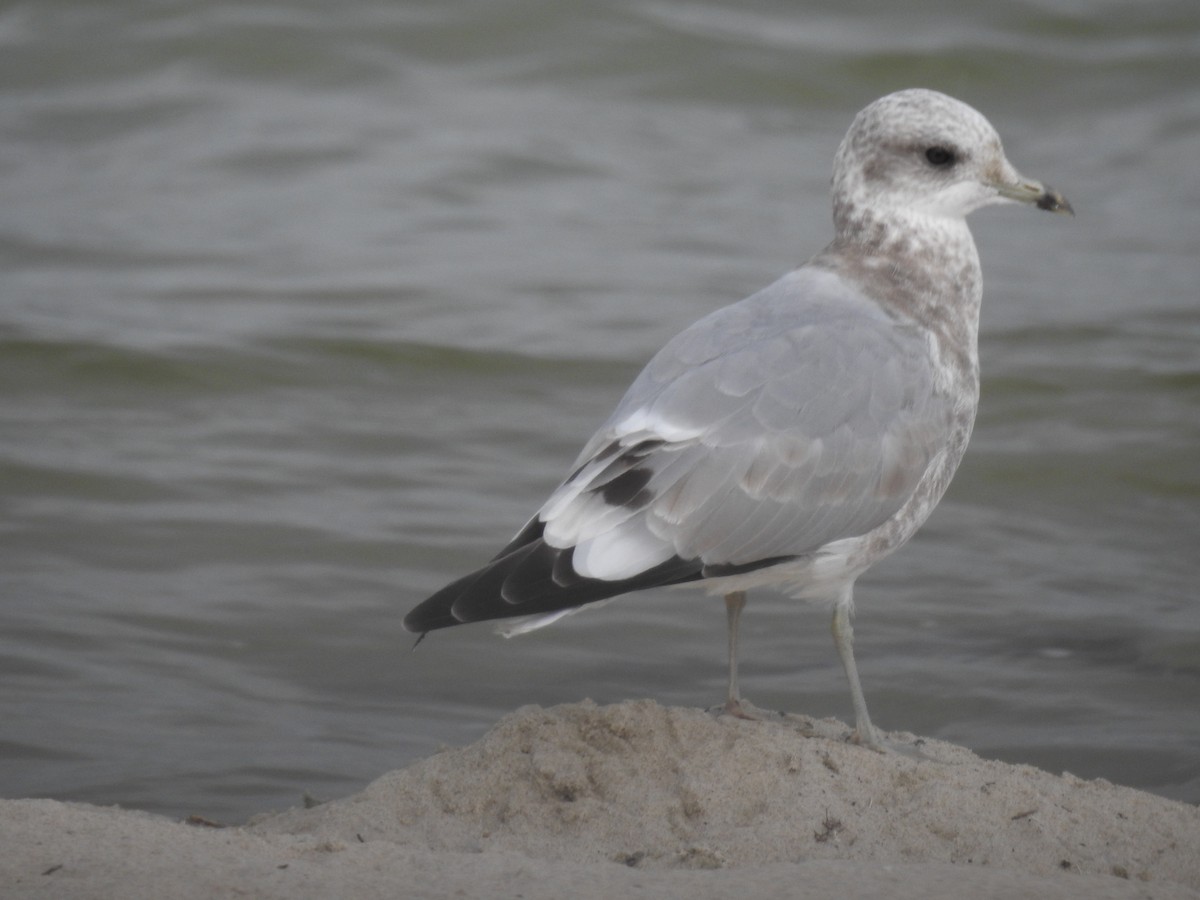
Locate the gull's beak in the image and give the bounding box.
[995,177,1074,216]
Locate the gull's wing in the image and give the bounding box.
[404,267,959,634]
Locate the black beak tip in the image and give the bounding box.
[1037,188,1074,216]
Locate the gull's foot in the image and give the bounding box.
[849,725,888,753]
[710,700,758,724]
[724,700,753,724]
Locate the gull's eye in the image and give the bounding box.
[924,146,956,167]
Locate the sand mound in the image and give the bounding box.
[4,700,1198,899]
[255,699,1199,884]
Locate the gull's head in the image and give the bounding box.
[831,88,1072,233]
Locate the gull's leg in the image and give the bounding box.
[722,591,755,719]
[831,592,884,750]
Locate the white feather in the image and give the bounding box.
[571,520,675,580]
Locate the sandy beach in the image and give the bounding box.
[3,700,1198,899]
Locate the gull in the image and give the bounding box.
[404,89,1071,749]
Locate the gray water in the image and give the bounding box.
[3,0,1198,824]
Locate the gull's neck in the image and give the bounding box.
[814,200,983,386]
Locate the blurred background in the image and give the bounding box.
[2,0,1197,824]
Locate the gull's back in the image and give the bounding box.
[552,265,956,577]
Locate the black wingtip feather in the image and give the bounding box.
[402,566,492,633]
[403,538,711,634]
